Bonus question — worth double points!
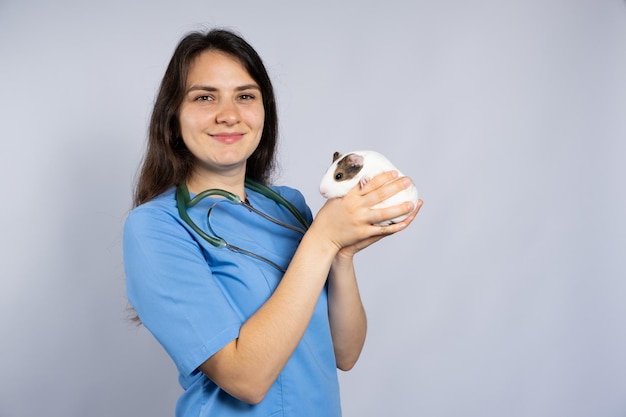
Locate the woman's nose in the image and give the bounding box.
[216,100,240,125]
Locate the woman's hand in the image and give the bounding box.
[311,170,422,255]
[337,196,423,259]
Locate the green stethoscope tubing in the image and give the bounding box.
[176,178,310,258]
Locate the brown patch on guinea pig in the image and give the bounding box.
[333,153,364,182]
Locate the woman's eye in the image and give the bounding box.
[193,93,215,101]
[239,93,256,100]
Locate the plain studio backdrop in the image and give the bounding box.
[1,1,625,416]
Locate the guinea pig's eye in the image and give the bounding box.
[335,173,343,180]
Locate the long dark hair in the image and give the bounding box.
[133,29,279,207]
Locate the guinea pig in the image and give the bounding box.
[319,150,419,225]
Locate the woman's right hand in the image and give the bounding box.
[310,171,419,253]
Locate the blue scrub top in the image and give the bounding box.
[123,185,342,417]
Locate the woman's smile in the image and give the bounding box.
[210,132,245,144]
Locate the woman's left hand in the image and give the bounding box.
[336,198,423,259]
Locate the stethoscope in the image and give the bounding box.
[176,178,310,273]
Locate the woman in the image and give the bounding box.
[124,28,421,417]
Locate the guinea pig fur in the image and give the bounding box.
[319,150,418,225]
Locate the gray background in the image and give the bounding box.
[1,0,625,416]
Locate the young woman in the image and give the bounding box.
[123,28,421,417]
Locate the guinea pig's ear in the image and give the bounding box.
[347,153,364,167]
[332,151,342,162]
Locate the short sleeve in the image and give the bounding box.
[123,205,242,377]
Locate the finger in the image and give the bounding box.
[362,178,415,211]
[369,198,423,230]
[405,199,424,221]
[368,200,414,225]
[392,199,423,227]
[372,220,408,236]
[352,170,400,196]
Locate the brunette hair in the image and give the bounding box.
[133,28,278,206]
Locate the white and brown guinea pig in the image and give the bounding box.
[319,150,419,225]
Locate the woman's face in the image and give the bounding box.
[178,50,265,183]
